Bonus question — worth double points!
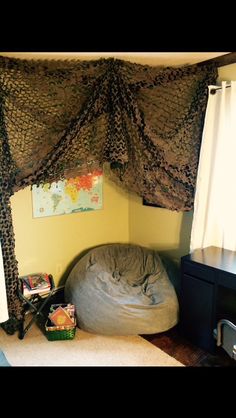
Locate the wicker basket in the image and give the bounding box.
[45,319,76,341]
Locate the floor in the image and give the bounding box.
[142,326,236,367]
[1,317,183,367]
[21,289,235,367]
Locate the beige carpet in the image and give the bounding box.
[0,323,183,367]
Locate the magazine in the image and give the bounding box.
[22,281,51,297]
[49,303,75,319]
[48,306,75,326]
[23,273,51,290]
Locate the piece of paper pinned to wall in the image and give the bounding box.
[31,171,103,218]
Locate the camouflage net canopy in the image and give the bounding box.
[0,55,217,332]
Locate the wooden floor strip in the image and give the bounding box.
[142,326,236,367]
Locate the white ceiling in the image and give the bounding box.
[0,52,229,66]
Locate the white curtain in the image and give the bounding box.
[0,241,8,322]
[190,81,236,252]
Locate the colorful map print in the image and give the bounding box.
[32,170,103,218]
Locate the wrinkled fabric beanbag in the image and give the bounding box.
[64,244,179,335]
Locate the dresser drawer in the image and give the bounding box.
[179,273,216,351]
[182,261,215,283]
[218,271,236,291]
[180,247,236,353]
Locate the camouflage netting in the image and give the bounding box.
[0,55,217,333]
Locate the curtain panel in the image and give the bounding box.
[0,55,217,332]
[191,81,236,252]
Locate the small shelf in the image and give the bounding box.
[17,274,56,340]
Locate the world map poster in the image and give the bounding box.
[32,170,103,218]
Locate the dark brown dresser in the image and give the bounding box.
[180,246,236,352]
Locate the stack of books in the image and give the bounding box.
[21,273,51,297]
[48,303,76,328]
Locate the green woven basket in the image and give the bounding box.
[45,320,76,341]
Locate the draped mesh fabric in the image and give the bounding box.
[0,55,217,332]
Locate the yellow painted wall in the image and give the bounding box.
[10,174,129,287]
[129,194,193,262]
[218,63,236,81]
[129,63,236,262]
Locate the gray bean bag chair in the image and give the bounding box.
[64,244,179,335]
